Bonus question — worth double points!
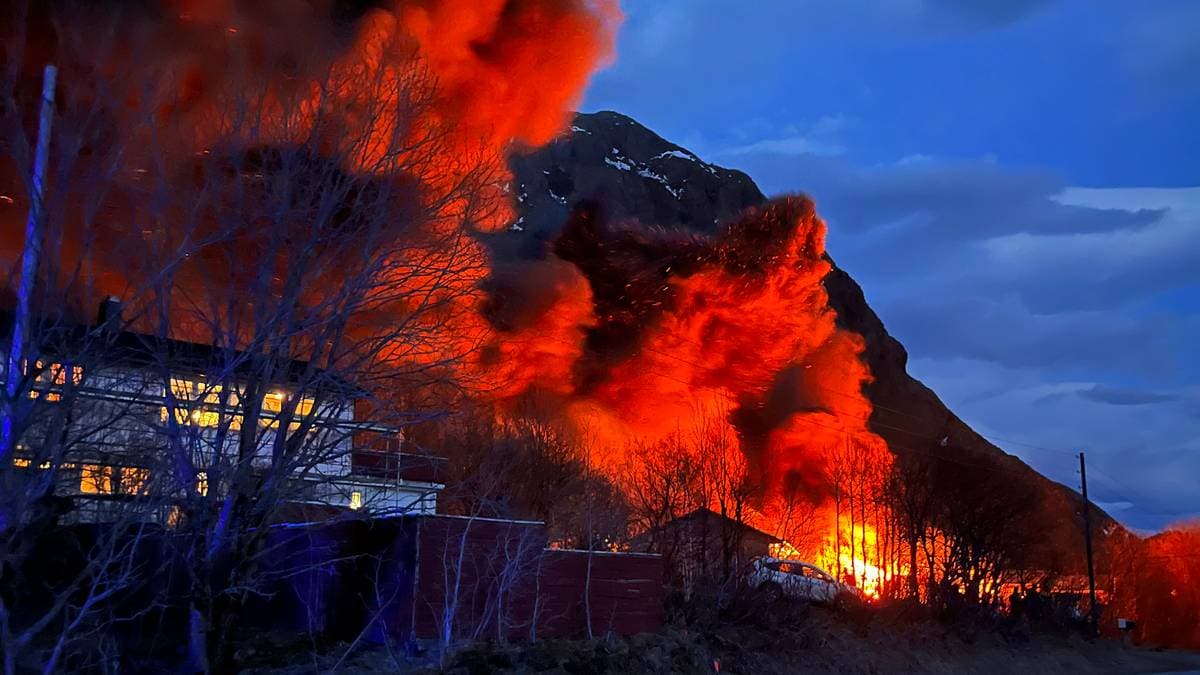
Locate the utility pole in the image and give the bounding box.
[2,64,57,465]
[1079,451,1099,632]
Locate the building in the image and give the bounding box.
[631,508,782,585]
[3,299,445,524]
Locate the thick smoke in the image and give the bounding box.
[1,0,619,313]
[159,1,618,176]
[484,198,886,503]
[2,0,618,220]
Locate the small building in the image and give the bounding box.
[631,508,782,586]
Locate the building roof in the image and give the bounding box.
[636,507,782,545]
[0,301,359,394]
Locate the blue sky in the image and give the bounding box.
[582,0,1199,532]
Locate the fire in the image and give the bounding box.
[769,521,899,599]
[821,523,895,599]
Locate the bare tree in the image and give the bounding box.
[1,5,503,670]
[0,10,203,670]
[885,448,939,600]
[430,405,628,551]
[692,404,756,582]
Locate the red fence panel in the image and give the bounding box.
[406,515,664,641]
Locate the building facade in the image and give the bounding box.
[4,301,444,525]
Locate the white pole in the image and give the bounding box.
[2,64,57,463]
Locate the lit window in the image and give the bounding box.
[260,391,316,431]
[80,464,114,494]
[78,464,150,495]
[166,506,183,529]
[262,391,285,414]
[294,396,314,418]
[120,467,150,495]
[26,360,82,402]
[13,457,31,468]
[349,491,364,510]
[161,378,240,429]
[195,471,209,496]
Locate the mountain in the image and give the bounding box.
[505,110,1112,554]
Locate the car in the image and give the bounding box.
[747,557,865,604]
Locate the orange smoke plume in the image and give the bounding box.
[151,1,620,229]
[483,197,886,504]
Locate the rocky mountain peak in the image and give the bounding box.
[506,111,763,244]
[505,110,1112,548]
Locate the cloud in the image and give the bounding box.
[716,136,845,157]
[910,356,1200,531]
[1075,385,1180,406]
[718,152,1198,319]
[729,152,1163,242]
[882,295,1180,376]
[710,116,850,158]
[1035,383,1185,407]
[978,187,1200,312]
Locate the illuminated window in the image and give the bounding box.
[80,464,114,494]
[294,396,314,418]
[120,467,150,495]
[161,378,240,429]
[78,464,150,495]
[262,391,286,414]
[13,457,31,468]
[166,506,183,529]
[195,471,209,496]
[261,391,316,432]
[25,360,82,402]
[349,491,364,510]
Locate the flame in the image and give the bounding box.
[821,523,894,599]
[770,519,899,599]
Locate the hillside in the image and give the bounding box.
[503,110,1110,557]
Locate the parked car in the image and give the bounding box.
[748,557,865,604]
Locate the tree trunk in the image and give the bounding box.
[909,536,919,599]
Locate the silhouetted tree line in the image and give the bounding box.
[883,444,1044,606]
